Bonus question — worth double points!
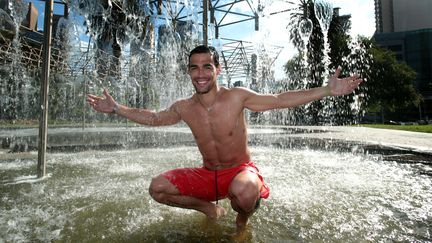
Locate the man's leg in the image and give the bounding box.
[228,170,263,231]
[149,175,226,219]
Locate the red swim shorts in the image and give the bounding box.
[161,161,270,202]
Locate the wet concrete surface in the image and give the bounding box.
[1,125,432,166]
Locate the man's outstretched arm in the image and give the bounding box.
[243,67,363,112]
[87,89,181,126]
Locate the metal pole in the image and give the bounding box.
[37,0,54,178]
[203,0,208,46]
[210,2,218,39]
[82,73,86,130]
[82,37,92,130]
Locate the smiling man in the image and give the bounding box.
[87,45,362,231]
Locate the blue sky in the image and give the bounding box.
[24,0,66,29]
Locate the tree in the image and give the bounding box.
[325,9,359,125]
[286,0,359,125]
[359,38,421,123]
[327,9,351,71]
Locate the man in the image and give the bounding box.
[87,45,362,231]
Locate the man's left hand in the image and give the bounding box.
[327,67,363,96]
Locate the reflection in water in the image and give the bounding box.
[1,146,431,242]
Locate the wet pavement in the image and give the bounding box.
[1,125,432,163]
[287,126,432,154]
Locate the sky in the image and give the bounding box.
[322,0,376,37]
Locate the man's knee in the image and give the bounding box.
[148,175,178,203]
[229,177,261,213]
[149,175,167,202]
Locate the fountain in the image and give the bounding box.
[298,17,313,68]
[0,0,29,121]
[1,130,431,241]
[0,0,432,242]
[313,0,332,81]
[282,0,369,126]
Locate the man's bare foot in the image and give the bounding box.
[232,223,252,242]
[207,204,227,220]
[215,204,227,219]
[235,213,249,231]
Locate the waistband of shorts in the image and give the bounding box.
[203,161,255,171]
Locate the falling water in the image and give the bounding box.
[1,0,29,120]
[298,17,313,69]
[67,0,200,110]
[8,0,27,43]
[0,0,205,123]
[313,0,332,82]
[279,0,369,125]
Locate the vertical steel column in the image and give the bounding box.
[210,1,218,39]
[37,0,54,178]
[203,0,208,46]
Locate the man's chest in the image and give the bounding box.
[183,108,245,140]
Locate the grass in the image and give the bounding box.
[358,124,432,133]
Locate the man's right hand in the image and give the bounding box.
[87,89,118,114]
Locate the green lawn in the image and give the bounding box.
[358,124,432,133]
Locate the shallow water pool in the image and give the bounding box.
[1,146,431,242]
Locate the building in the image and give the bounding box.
[374,0,432,121]
[0,1,69,71]
[375,0,432,33]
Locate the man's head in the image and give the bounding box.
[188,45,220,67]
[187,45,221,94]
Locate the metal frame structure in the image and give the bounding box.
[220,37,283,85]
[144,0,259,37]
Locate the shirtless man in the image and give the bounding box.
[87,45,362,231]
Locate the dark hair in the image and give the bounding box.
[188,45,220,67]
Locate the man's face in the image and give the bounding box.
[188,52,221,94]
